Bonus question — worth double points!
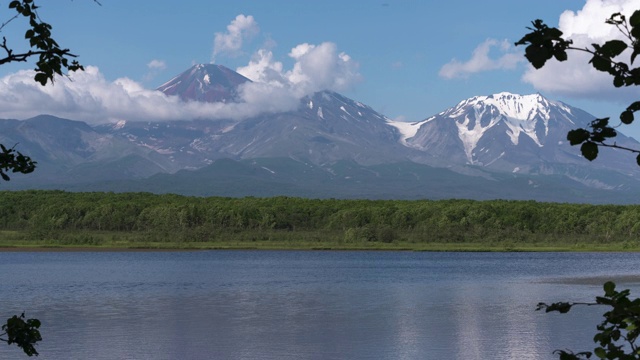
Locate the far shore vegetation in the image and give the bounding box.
[0,190,639,252]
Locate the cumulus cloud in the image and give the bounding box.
[0,40,361,124]
[212,14,259,61]
[439,39,523,79]
[0,14,361,124]
[522,0,638,102]
[236,41,361,98]
[0,66,300,123]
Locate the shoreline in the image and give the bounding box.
[0,242,637,252]
[0,246,200,252]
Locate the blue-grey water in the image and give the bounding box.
[1,251,639,360]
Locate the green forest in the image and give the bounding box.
[0,190,639,251]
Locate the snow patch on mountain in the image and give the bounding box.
[454,108,501,162]
[386,116,434,144]
[443,92,562,163]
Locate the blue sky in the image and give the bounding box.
[0,0,638,136]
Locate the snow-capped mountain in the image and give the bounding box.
[389,92,640,182]
[2,64,640,202]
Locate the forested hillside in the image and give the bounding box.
[0,191,638,249]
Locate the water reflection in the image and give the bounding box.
[0,251,639,359]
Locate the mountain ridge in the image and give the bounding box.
[0,64,638,203]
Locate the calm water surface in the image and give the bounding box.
[1,251,639,360]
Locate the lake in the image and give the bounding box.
[1,250,639,360]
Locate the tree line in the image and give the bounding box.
[1,190,639,245]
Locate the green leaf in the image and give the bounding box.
[525,46,551,69]
[591,55,612,72]
[636,154,640,167]
[627,101,640,112]
[581,141,598,161]
[548,27,564,39]
[631,10,640,26]
[600,40,627,58]
[34,74,47,86]
[567,129,590,145]
[554,49,568,62]
[594,347,606,359]
[614,76,624,87]
[600,127,616,138]
[604,281,616,296]
[621,110,634,124]
[591,117,610,129]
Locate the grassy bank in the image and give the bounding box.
[0,229,638,252]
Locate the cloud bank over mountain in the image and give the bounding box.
[0,14,361,124]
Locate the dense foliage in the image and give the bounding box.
[1,190,640,248]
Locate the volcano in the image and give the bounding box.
[156,64,251,103]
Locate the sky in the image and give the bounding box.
[0,0,639,136]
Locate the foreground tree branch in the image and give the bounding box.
[516,10,640,165]
[537,282,640,360]
[0,0,86,183]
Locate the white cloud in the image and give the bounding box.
[0,14,361,124]
[522,0,638,103]
[146,59,167,70]
[212,14,259,61]
[439,39,523,79]
[143,59,167,81]
[236,49,286,85]
[0,40,361,124]
[237,41,361,98]
[0,66,300,123]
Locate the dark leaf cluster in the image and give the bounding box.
[0,313,42,357]
[515,19,572,69]
[0,144,35,181]
[3,0,83,85]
